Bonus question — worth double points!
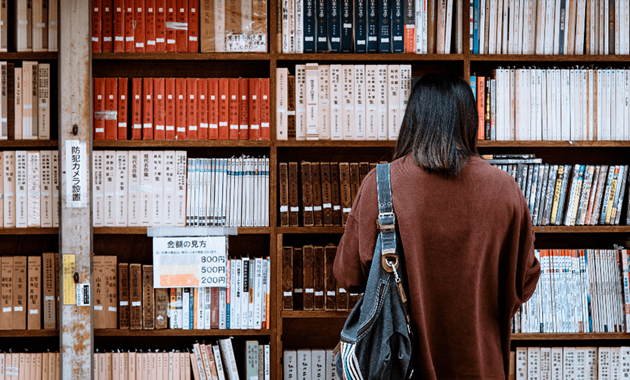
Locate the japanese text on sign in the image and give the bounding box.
[65,140,88,207]
[153,236,227,288]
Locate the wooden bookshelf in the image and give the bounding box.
[93,140,272,148]
[0,228,59,235]
[0,330,59,338]
[94,329,271,337]
[0,53,58,60]
[0,140,59,148]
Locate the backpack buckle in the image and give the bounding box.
[382,254,399,273]
[376,212,396,230]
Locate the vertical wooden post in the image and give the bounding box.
[59,0,93,379]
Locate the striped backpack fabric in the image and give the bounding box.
[334,164,415,380]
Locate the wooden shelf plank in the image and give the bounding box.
[0,52,58,60]
[277,226,630,234]
[470,54,630,62]
[276,53,465,61]
[94,329,271,337]
[277,140,396,147]
[512,333,630,340]
[0,330,59,337]
[0,140,59,148]
[478,140,630,147]
[0,228,59,235]
[282,311,350,318]
[93,53,271,61]
[93,140,272,148]
[93,227,271,235]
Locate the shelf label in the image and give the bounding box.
[62,254,76,305]
[153,236,227,288]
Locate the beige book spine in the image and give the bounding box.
[30,63,38,139]
[14,68,22,140]
[32,0,46,52]
[41,353,49,380]
[26,151,40,227]
[12,256,27,330]
[48,0,58,51]
[14,0,32,52]
[0,0,7,51]
[567,0,577,54]
[40,151,52,227]
[3,152,15,228]
[21,63,34,140]
[0,257,13,329]
[27,256,41,329]
[35,354,41,380]
[200,0,215,52]
[42,253,55,329]
[104,255,118,329]
[37,64,50,140]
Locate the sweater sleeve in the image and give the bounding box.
[333,170,379,293]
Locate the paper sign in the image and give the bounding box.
[62,254,76,305]
[65,140,88,207]
[153,236,227,288]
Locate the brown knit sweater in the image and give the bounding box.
[334,155,540,380]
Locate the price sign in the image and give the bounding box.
[153,236,228,288]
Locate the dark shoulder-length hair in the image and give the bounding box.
[392,73,479,177]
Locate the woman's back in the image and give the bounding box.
[334,155,539,380]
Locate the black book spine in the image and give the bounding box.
[328,0,341,51]
[367,0,379,52]
[341,0,354,52]
[316,0,328,51]
[391,0,404,52]
[304,0,317,52]
[378,0,391,53]
[355,0,367,52]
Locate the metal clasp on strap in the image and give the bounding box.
[381,254,399,272]
[376,212,396,230]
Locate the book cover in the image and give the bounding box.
[341,0,354,52]
[118,78,128,140]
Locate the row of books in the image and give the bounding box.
[282,349,337,380]
[93,78,271,141]
[512,346,630,380]
[280,0,463,54]
[513,249,629,334]
[91,0,267,53]
[487,158,629,226]
[0,62,52,141]
[282,244,361,311]
[0,352,60,380]
[95,257,270,331]
[278,161,381,227]
[192,340,270,380]
[186,157,270,228]
[471,68,630,141]
[0,254,58,330]
[10,0,59,52]
[276,64,412,141]
[471,0,630,55]
[0,151,60,229]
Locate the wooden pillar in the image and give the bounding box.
[58,0,93,379]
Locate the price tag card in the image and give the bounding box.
[153,236,228,288]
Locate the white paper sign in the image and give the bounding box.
[65,140,88,208]
[153,236,227,288]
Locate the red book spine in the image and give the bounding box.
[105,78,118,140]
[165,0,177,52]
[476,76,485,140]
[113,0,126,52]
[228,79,239,140]
[176,78,187,139]
[93,78,106,140]
[145,0,157,51]
[218,78,229,140]
[125,0,135,52]
[208,78,219,140]
[176,0,188,52]
[118,78,129,140]
[143,78,154,139]
[260,78,270,140]
[134,0,146,52]
[155,0,166,51]
[186,78,198,140]
[92,0,103,53]
[154,78,166,140]
[197,79,209,140]
[131,78,143,139]
[165,78,176,139]
[103,0,114,51]
[187,0,198,52]
[248,78,260,140]
[239,78,249,140]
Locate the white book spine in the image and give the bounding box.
[294,0,303,53]
[163,151,176,226]
[103,151,116,227]
[296,65,306,140]
[399,65,412,133]
[218,339,239,380]
[233,259,241,329]
[516,347,527,380]
[366,65,378,140]
[52,151,58,227]
[377,65,388,140]
[93,151,105,227]
[140,152,154,226]
[282,0,290,53]
[174,151,186,227]
[488,0,497,54]
[152,151,164,226]
[528,347,541,380]
[342,65,355,140]
[276,68,289,140]
[444,0,454,53]
[354,65,366,141]
[496,0,504,54]
[387,65,401,140]
[283,351,297,380]
[479,0,486,53]
[212,344,227,380]
[306,63,319,140]
[218,287,227,329]
[253,257,263,329]
[182,289,190,330]
[37,64,50,140]
[297,349,312,380]
[214,0,226,51]
[551,347,563,379]
[26,151,40,227]
[127,151,140,226]
[115,151,128,227]
[329,65,343,140]
[318,65,331,140]
[553,0,561,54]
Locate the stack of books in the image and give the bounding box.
[9,1,59,52]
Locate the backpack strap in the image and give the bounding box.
[376,164,398,269]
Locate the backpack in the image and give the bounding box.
[334,163,415,380]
